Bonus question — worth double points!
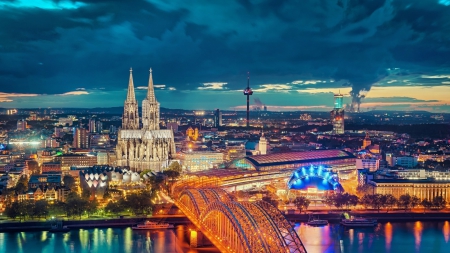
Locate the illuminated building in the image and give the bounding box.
[186,127,199,141]
[229,150,355,171]
[97,152,108,165]
[89,118,97,133]
[167,122,179,133]
[44,138,59,148]
[362,132,372,149]
[393,156,418,168]
[41,162,61,173]
[179,151,224,172]
[57,154,97,172]
[287,165,343,199]
[58,117,73,126]
[28,174,62,189]
[330,92,344,134]
[73,128,89,149]
[89,134,110,148]
[214,109,222,128]
[356,158,380,172]
[369,178,450,203]
[116,69,176,172]
[258,132,267,155]
[17,119,27,131]
[243,73,253,128]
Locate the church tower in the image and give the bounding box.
[259,130,267,155]
[142,68,160,130]
[122,68,139,130]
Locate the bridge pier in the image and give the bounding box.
[189,229,211,248]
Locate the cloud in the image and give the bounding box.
[198,82,227,90]
[76,88,86,91]
[60,91,89,96]
[0,92,38,102]
[421,75,450,79]
[254,84,292,92]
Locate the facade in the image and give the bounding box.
[73,128,89,149]
[179,151,224,172]
[214,109,222,128]
[258,133,267,155]
[330,93,344,134]
[369,179,450,202]
[393,156,418,168]
[356,158,380,172]
[57,154,97,172]
[17,119,27,131]
[41,162,62,173]
[362,132,372,149]
[116,69,176,172]
[28,174,62,189]
[89,134,110,148]
[97,152,108,165]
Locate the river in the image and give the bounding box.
[0,221,449,253]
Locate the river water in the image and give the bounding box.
[0,221,449,253]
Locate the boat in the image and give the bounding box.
[49,220,70,233]
[307,215,328,226]
[132,221,174,230]
[340,217,377,227]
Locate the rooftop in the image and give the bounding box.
[245,150,355,167]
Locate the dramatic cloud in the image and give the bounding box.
[0,0,450,111]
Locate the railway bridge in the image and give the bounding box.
[174,188,307,253]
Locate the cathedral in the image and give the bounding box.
[115,68,176,172]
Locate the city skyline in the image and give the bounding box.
[1,0,450,112]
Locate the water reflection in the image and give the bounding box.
[0,226,220,253]
[297,221,450,253]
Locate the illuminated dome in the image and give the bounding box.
[287,165,343,192]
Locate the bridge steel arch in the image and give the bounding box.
[175,188,307,253]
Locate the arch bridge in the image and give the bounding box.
[174,188,307,253]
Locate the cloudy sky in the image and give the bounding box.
[1,0,450,112]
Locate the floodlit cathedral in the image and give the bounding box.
[116,68,176,172]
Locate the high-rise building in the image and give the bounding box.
[116,68,176,172]
[96,120,103,133]
[17,119,27,131]
[214,109,222,128]
[331,92,344,134]
[73,128,89,149]
[89,118,96,133]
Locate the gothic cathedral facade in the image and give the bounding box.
[115,69,176,172]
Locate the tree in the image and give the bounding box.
[15,175,29,193]
[411,195,420,209]
[34,200,49,219]
[262,196,279,209]
[49,201,67,217]
[432,196,447,209]
[86,199,99,217]
[168,161,182,173]
[105,201,125,216]
[323,194,335,209]
[421,199,433,211]
[5,202,21,219]
[356,184,372,196]
[103,190,112,200]
[65,194,89,218]
[125,191,153,215]
[63,175,76,191]
[398,194,412,212]
[293,196,310,213]
[81,189,91,200]
[384,194,397,211]
[27,160,40,174]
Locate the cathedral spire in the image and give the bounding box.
[127,68,136,102]
[147,68,156,102]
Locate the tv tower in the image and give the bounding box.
[243,72,253,128]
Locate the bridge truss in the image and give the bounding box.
[175,188,307,253]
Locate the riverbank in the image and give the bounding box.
[0,217,146,232]
[286,211,450,222]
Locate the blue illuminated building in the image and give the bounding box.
[287,165,343,192]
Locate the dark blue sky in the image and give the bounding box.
[1,0,450,111]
